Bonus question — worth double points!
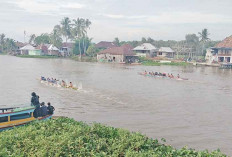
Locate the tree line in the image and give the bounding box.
[112,29,220,57]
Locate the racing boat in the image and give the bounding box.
[40,80,78,90]
[138,72,188,80]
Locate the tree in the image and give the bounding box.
[29,34,36,44]
[198,28,210,55]
[86,44,98,57]
[50,25,63,48]
[60,17,71,43]
[72,37,92,55]
[34,33,50,45]
[72,18,85,59]
[185,34,199,54]
[147,37,154,43]
[83,19,91,54]
[0,34,5,53]
[113,37,120,46]
[5,38,17,53]
[141,37,147,43]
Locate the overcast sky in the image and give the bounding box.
[0,0,232,43]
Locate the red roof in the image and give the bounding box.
[62,42,74,48]
[98,44,135,56]
[216,35,232,48]
[36,44,48,51]
[15,42,26,48]
[95,41,116,49]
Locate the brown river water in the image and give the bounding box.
[0,55,232,155]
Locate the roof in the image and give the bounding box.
[20,44,35,50]
[48,45,59,51]
[133,43,156,51]
[36,44,49,51]
[216,35,232,48]
[62,42,74,48]
[98,44,135,56]
[158,47,174,53]
[15,42,26,48]
[95,41,116,49]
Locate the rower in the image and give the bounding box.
[69,82,73,88]
[177,74,180,78]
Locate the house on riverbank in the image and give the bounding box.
[48,45,60,56]
[20,44,41,55]
[157,47,175,58]
[60,42,74,56]
[97,44,136,63]
[133,43,157,57]
[205,35,232,63]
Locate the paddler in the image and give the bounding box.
[69,82,73,88]
[61,80,66,87]
[177,74,180,78]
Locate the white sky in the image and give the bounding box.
[0,0,232,42]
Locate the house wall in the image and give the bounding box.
[28,50,42,55]
[20,50,28,55]
[48,50,60,56]
[134,50,154,57]
[157,52,174,58]
[97,54,125,62]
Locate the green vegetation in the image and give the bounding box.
[0,117,225,156]
[16,55,60,59]
[139,57,190,66]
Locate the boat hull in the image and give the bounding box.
[0,114,52,131]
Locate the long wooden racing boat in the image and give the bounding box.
[40,80,78,90]
[138,72,188,81]
[0,106,52,131]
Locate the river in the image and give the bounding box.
[0,55,231,155]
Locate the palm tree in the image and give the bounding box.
[29,34,36,44]
[0,34,5,53]
[72,18,85,59]
[83,19,91,54]
[60,17,71,43]
[198,29,210,55]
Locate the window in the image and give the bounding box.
[159,52,162,55]
[0,116,8,123]
[10,113,31,121]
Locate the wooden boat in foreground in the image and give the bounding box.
[0,106,52,131]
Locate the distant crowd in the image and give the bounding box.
[31,92,55,118]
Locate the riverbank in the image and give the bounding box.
[16,55,60,59]
[139,57,191,66]
[71,55,97,62]
[0,117,226,156]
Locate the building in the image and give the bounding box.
[60,42,74,56]
[133,43,157,57]
[95,41,116,49]
[97,44,136,63]
[206,35,232,63]
[20,44,42,55]
[157,47,175,58]
[48,45,60,56]
[36,44,49,55]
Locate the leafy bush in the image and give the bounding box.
[0,118,226,156]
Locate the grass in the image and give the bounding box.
[139,57,191,66]
[0,117,226,156]
[16,55,60,59]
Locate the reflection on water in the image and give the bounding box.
[0,55,232,155]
